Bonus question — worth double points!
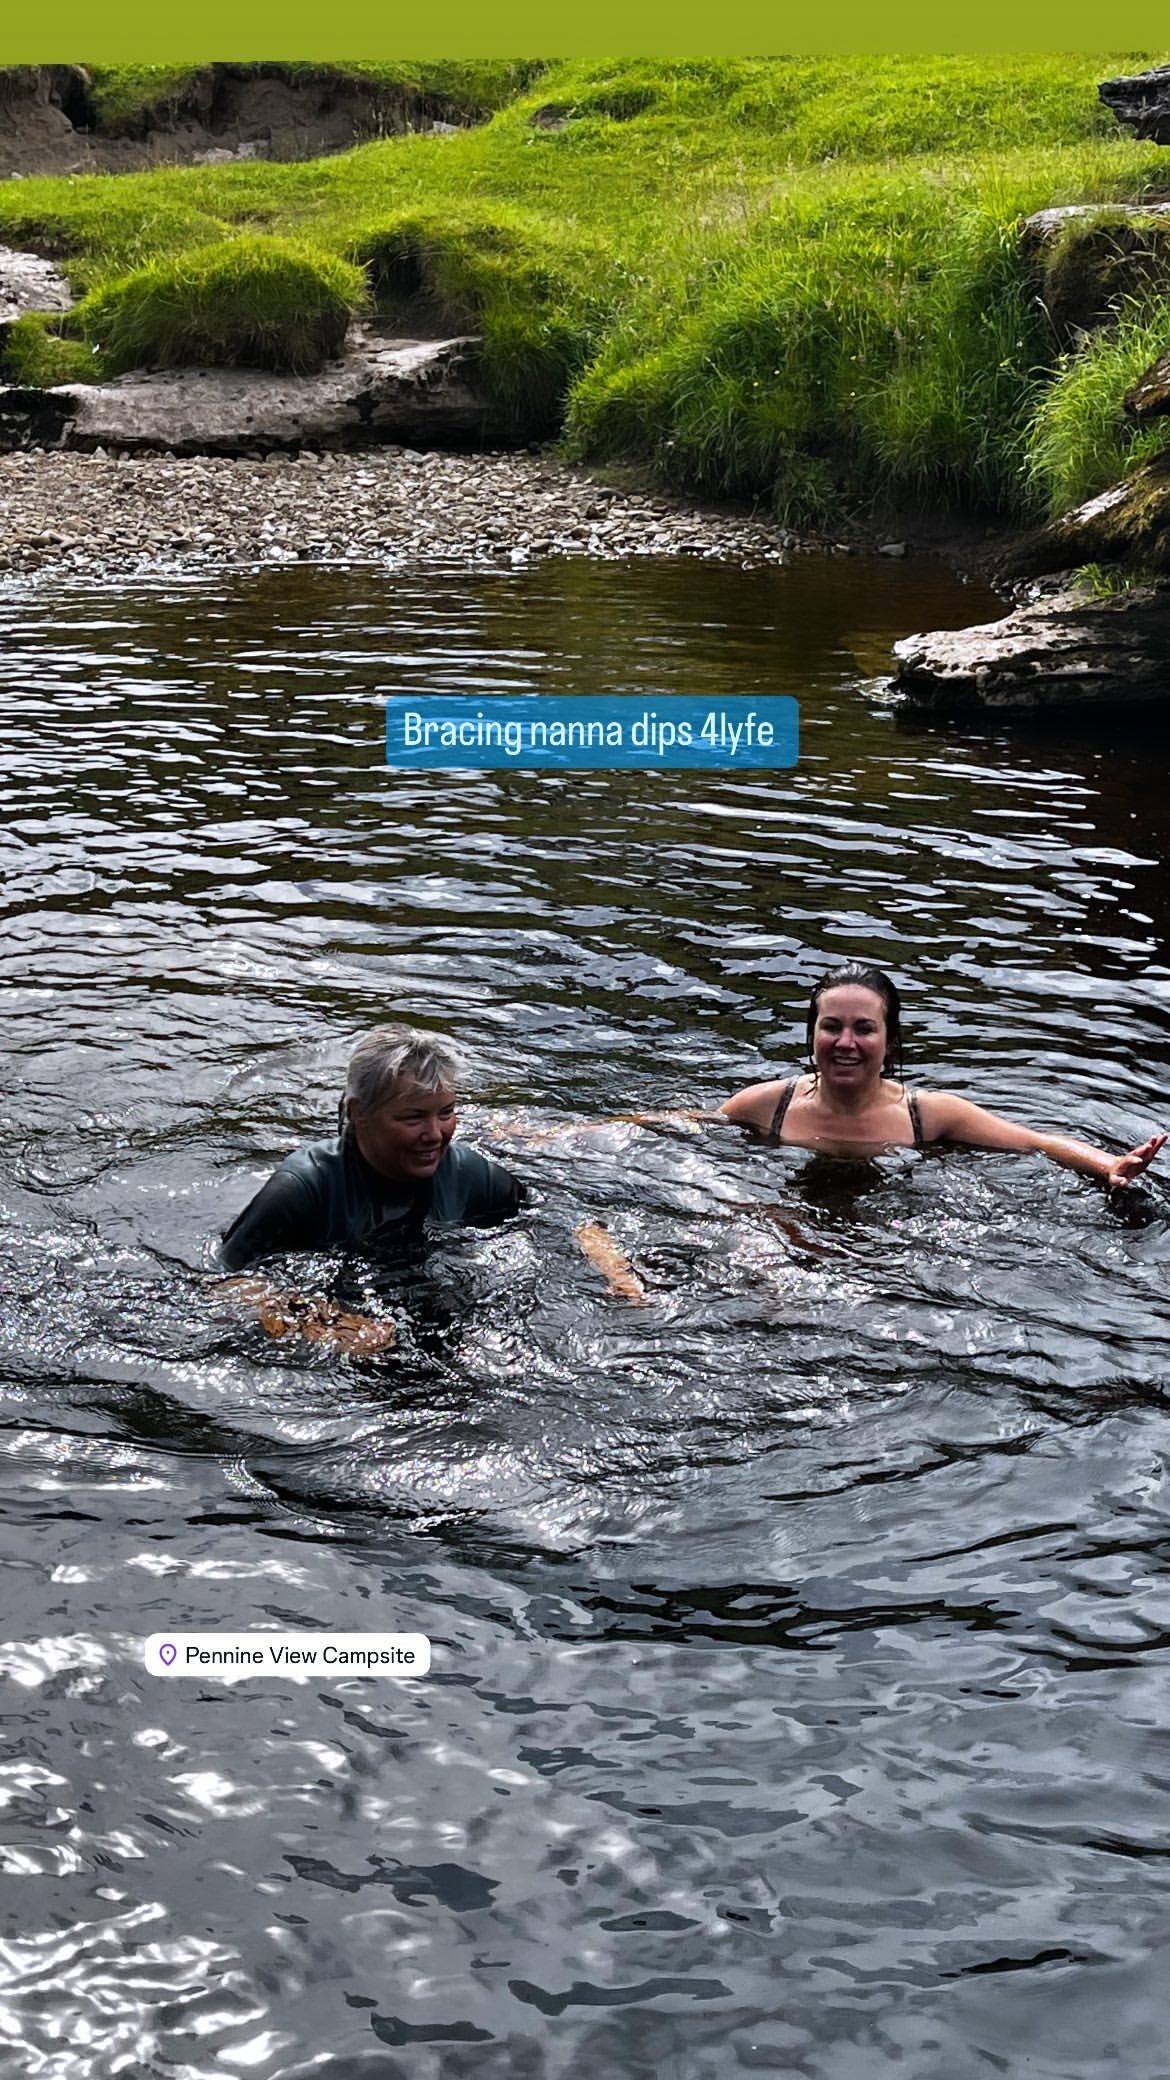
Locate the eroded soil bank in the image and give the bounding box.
[0,64,497,178]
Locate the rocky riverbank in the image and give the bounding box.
[0,447,793,583]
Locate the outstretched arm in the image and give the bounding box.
[919,1093,1166,1188]
[492,1109,719,1147]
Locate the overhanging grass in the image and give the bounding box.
[3,56,1170,520]
[349,203,611,424]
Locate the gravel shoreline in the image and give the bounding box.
[0,446,794,583]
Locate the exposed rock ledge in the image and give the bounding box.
[0,329,513,455]
[892,585,1170,713]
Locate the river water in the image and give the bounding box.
[2,550,1169,2079]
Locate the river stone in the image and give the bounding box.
[892,585,1170,713]
[1099,64,1170,143]
[0,449,792,580]
[0,331,513,454]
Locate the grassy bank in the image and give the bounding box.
[4,57,1170,525]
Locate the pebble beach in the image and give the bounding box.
[0,445,793,583]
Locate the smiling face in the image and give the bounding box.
[810,984,890,1091]
[347,1078,458,1182]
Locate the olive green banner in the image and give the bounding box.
[0,0,1159,60]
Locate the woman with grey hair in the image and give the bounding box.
[220,1024,525,1277]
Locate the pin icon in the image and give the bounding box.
[160,1643,177,1667]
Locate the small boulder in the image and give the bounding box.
[1099,64,1170,144]
[893,585,1170,714]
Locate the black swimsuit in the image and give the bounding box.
[768,1078,925,1148]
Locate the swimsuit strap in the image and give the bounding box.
[771,1078,924,1147]
[768,1077,799,1140]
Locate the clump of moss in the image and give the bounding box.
[0,312,102,387]
[77,235,367,375]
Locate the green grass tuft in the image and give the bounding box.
[351,203,609,425]
[1075,559,1150,596]
[1025,304,1170,514]
[77,235,368,375]
[0,313,103,387]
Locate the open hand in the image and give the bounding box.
[303,1309,398,1355]
[219,1278,397,1352]
[1107,1133,1167,1187]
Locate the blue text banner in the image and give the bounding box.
[386,696,798,769]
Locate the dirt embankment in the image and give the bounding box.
[0,64,472,179]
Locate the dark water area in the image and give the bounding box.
[2,550,1170,2078]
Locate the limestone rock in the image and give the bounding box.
[1021,201,1170,245]
[0,330,512,455]
[1021,205,1170,345]
[1125,350,1170,418]
[893,586,1170,713]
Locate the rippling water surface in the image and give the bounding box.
[2,551,1170,2078]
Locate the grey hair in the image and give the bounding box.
[344,1025,465,1114]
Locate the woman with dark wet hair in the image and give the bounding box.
[721,961,1165,1188]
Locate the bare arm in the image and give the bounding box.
[493,1109,719,1146]
[719,1081,792,1132]
[574,1223,647,1304]
[919,1093,1167,1188]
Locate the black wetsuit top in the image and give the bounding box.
[769,1078,925,1146]
[220,1133,525,1272]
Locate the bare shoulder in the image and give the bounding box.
[721,1075,805,1131]
[914,1088,1038,1152]
[911,1088,964,1141]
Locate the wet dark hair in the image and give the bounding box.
[805,963,904,1081]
